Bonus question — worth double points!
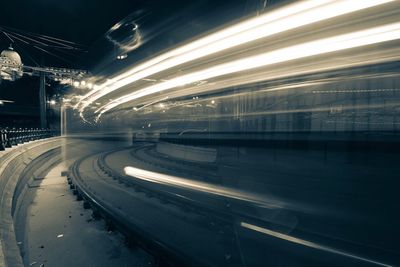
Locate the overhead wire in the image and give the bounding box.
[0,25,87,66]
[1,30,14,43]
[1,25,87,49]
[33,45,76,65]
[2,28,72,49]
[14,42,40,66]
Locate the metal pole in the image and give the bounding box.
[61,104,67,136]
[39,72,47,128]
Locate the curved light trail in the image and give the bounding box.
[96,22,400,117]
[74,0,395,120]
[124,166,287,209]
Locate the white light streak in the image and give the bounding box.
[0,99,14,104]
[97,23,400,116]
[240,222,393,267]
[124,166,284,209]
[75,0,392,114]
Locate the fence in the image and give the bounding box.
[0,128,57,151]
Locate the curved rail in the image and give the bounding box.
[68,149,204,267]
[67,143,399,267]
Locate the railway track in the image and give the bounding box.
[67,146,240,267]
[66,142,399,267]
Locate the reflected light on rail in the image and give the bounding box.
[97,22,400,116]
[75,0,392,115]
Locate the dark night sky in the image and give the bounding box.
[1,0,194,67]
[0,0,253,66]
[0,0,287,66]
[0,0,286,124]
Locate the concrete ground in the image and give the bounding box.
[17,162,153,267]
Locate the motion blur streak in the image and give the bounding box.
[158,102,400,121]
[97,23,400,116]
[240,222,393,267]
[75,0,392,113]
[123,166,288,209]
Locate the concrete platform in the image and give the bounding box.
[0,138,61,267]
[17,163,152,267]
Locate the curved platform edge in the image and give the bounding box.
[0,137,61,267]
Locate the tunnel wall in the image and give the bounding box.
[0,138,61,267]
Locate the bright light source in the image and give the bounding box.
[87,83,93,89]
[50,100,56,105]
[0,100,3,105]
[73,81,80,87]
[211,100,215,104]
[81,81,86,86]
[117,54,128,60]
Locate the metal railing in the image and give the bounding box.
[0,128,57,151]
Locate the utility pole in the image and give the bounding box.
[39,71,47,128]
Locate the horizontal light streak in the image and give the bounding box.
[145,102,399,125]
[96,23,400,117]
[124,166,284,209]
[0,99,14,103]
[76,0,392,114]
[240,222,392,267]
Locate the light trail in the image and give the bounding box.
[124,166,286,209]
[96,22,400,117]
[75,0,393,115]
[0,99,14,103]
[124,165,394,266]
[240,222,393,267]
